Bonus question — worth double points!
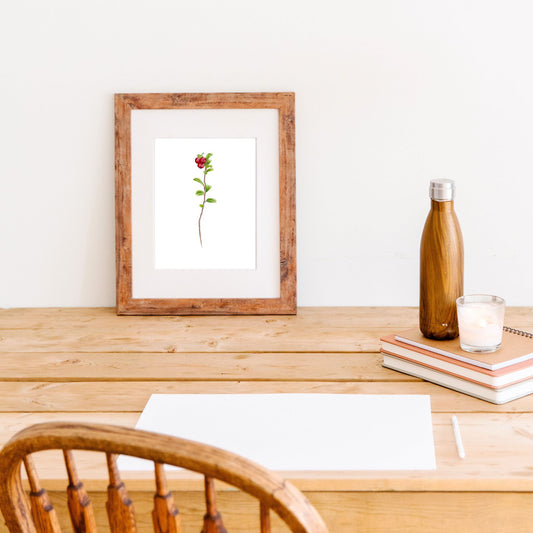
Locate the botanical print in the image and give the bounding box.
[154,137,256,270]
[193,153,216,247]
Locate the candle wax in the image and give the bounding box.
[457,302,503,348]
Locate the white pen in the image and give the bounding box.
[451,415,465,459]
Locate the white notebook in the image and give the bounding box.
[118,394,436,471]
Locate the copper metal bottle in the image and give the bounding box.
[419,179,464,340]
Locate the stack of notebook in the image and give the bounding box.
[381,327,533,404]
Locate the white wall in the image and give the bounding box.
[1,0,532,307]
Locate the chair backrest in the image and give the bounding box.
[0,422,329,533]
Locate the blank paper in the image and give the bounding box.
[118,393,436,471]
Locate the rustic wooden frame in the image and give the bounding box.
[115,92,296,315]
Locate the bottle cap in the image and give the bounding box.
[430,179,455,201]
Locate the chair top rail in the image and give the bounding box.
[0,422,329,533]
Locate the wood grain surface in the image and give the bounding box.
[115,92,296,316]
[0,423,328,533]
[419,199,464,340]
[1,307,533,532]
[2,491,531,533]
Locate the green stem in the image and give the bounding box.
[197,170,208,247]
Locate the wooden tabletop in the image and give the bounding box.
[2,307,533,532]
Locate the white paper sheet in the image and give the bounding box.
[118,394,436,471]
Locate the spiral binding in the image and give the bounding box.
[503,326,533,339]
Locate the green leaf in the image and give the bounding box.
[205,185,212,192]
[206,153,213,158]
[193,177,203,185]
[199,204,204,208]
[195,190,204,196]
[206,198,216,203]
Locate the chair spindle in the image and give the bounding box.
[63,450,97,533]
[105,453,137,533]
[23,455,61,533]
[0,423,330,533]
[152,463,182,533]
[260,501,271,533]
[201,476,227,533]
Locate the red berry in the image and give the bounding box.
[198,163,205,169]
[199,157,207,164]
[195,157,200,164]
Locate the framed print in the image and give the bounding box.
[115,92,296,315]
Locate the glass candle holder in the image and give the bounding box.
[456,295,505,353]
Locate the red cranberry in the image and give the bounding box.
[199,157,207,164]
[197,163,205,169]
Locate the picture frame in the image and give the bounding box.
[115,92,296,315]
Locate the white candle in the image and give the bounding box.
[456,295,505,353]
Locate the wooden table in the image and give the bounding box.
[1,307,533,532]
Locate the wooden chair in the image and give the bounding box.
[0,422,329,533]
